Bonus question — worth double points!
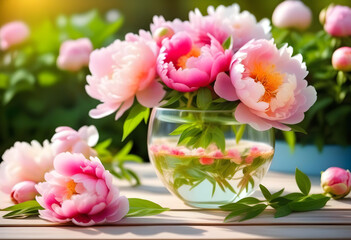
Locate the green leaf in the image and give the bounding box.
[288,195,330,212]
[274,205,292,218]
[126,198,169,217]
[1,200,42,211]
[116,141,133,158]
[196,87,212,109]
[169,123,193,136]
[222,36,233,50]
[233,124,246,144]
[295,168,311,195]
[270,188,285,200]
[259,184,272,201]
[236,197,262,205]
[122,103,150,141]
[282,131,295,153]
[161,92,182,107]
[222,203,251,221]
[239,204,267,222]
[286,124,307,134]
[209,126,225,152]
[283,192,305,200]
[1,200,43,219]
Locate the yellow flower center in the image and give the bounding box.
[250,63,283,103]
[176,48,201,69]
[66,180,77,199]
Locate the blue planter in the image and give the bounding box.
[271,141,351,176]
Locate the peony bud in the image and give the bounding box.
[10,181,38,204]
[272,0,312,30]
[153,26,175,46]
[332,47,351,72]
[0,21,30,50]
[57,38,93,71]
[323,5,351,37]
[321,167,351,199]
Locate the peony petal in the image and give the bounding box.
[115,97,134,120]
[89,102,121,119]
[53,153,86,176]
[235,103,273,131]
[214,72,238,101]
[136,80,165,108]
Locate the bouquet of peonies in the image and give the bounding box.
[84,3,317,208]
[86,3,316,137]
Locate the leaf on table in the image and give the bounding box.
[259,184,272,201]
[126,198,169,217]
[295,168,311,195]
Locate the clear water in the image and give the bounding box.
[149,138,274,208]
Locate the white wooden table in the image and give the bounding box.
[1,163,351,239]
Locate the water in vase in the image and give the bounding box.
[149,137,274,208]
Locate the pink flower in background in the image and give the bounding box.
[157,32,232,92]
[0,140,54,194]
[36,153,129,226]
[11,181,38,204]
[332,47,351,72]
[86,38,165,120]
[323,5,351,37]
[150,16,190,46]
[188,8,230,46]
[51,125,98,158]
[272,0,312,30]
[215,39,317,131]
[321,167,351,199]
[0,21,29,50]
[57,38,93,71]
[208,4,271,51]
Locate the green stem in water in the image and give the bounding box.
[186,92,195,109]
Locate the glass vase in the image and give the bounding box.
[147,107,275,209]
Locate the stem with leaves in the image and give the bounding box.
[220,168,330,222]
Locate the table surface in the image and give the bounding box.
[1,163,351,240]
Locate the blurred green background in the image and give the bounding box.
[1,0,351,160]
[2,0,351,34]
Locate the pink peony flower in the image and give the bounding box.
[11,181,38,204]
[323,5,351,37]
[57,38,93,71]
[0,21,29,50]
[332,47,351,72]
[188,8,230,46]
[272,0,312,30]
[208,4,271,51]
[86,37,165,120]
[150,16,191,38]
[215,39,317,131]
[51,125,98,158]
[36,153,129,226]
[321,167,351,199]
[0,140,54,194]
[157,31,232,92]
